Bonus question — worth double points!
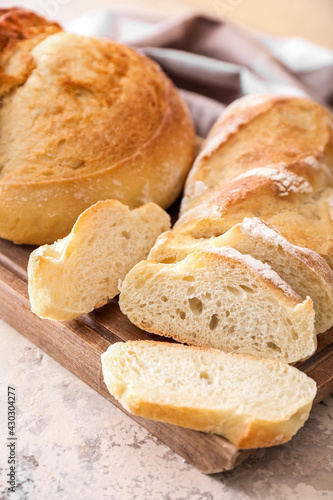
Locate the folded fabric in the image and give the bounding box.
[67,9,333,136]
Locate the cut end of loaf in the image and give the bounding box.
[28,200,170,321]
[149,216,333,335]
[119,247,317,364]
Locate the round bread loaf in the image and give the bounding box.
[0,8,196,244]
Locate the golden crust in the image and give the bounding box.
[124,399,312,449]
[152,95,333,270]
[177,96,333,267]
[0,8,62,96]
[175,174,333,266]
[0,11,196,245]
[0,8,61,51]
[181,94,333,213]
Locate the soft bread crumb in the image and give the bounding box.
[119,246,317,364]
[149,217,333,334]
[28,200,170,320]
[101,340,317,449]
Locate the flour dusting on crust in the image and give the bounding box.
[210,246,299,299]
[241,218,289,247]
[234,167,312,196]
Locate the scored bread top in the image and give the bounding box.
[0,8,62,96]
[177,94,333,266]
[181,94,333,213]
[174,175,333,266]
[0,8,196,244]
[233,167,313,196]
[0,31,184,183]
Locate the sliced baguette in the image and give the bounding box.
[119,247,317,364]
[101,340,317,449]
[150,217,333,334]
[28,200,170,320]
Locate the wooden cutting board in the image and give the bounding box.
[0,235,332,474]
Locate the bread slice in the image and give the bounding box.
[119,247,317,364]
[101,340,317,449]
[150,217,333,334]
[28,200,170,321]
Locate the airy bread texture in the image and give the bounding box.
[0,8,195,244]
[119,247,317,364]
[101,341,317,449]
[150,218,333,334]
[178,94,333,267]
[28,200,170,320]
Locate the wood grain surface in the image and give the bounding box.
[0,236,332,474]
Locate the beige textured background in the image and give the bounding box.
[1,0,332,49]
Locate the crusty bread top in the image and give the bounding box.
[181,94,333,212]
[0,8,195,245]
[174,174,333,266]
[0,31,181,184]
[0,8,61,51]
[0,8,62,96]
[177,95,333,265]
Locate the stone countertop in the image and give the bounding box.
[1,319,332,499]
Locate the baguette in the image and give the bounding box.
[28,200,170,320]
[175,174,333,267]
[181,94,333,210]
[101,341,317,449]
[177,94,333,267]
